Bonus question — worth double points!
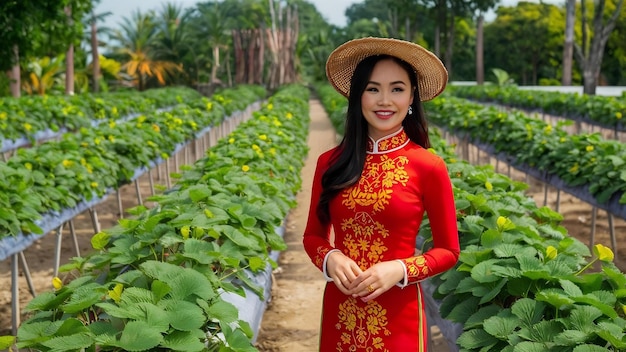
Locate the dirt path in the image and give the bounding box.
[254,99,334,351]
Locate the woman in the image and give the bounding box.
[303,37,460,351]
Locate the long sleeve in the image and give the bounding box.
[401,156,459,284]
[302,150,336,271]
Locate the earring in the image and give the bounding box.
[408,106,413,115]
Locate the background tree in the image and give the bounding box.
[87,1,112,93]
[469,0,500,85]
[600,2,626,85]
[109,10,182,91]
[562,0,576,85]
[191,2,232,88]
[0,0,92,97]
[484,2,564,85]
[576,0,624,94]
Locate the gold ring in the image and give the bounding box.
[367,285,375,293]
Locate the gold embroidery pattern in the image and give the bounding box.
[315,246,331,269]
[404,255,429,282]
[342,155,409,214]
[335,297,391,351]
[367,130,408,153]
[341,212,389,270]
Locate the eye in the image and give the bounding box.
[366,86,379,92]
[392,86,405,92]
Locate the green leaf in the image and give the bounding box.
[513,341,550,352]
[116,320,163,351]
[529,320,564,343]
[572,344,612,352]
[140,261,215,301]
[481,228,503,247]
[40,332,93,351]
[0,335,16,349]
[472,260,502,283]
[207,300,239,323]
[445,296,480,324]
[182,238,219,264]
[573,294,618,319]
[163,300,206,331]
[553,330,592,346]
[493,243,528,258]
[90,231,110,250]
[151,280,171,302]
[596,321,626,348]
[511,298,545,329]
[535,289,574,310]
[61,284,107,314]
[479,278,508,305]
[559,279,583,297]
[187,184,212,202]
[457,328,500,349]
[483,312,519,339]
[465,305,504,329]
[120,286,156,304]
[161,330,206,352]
[248,256,266,272]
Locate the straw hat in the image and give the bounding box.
[325,37,448,101]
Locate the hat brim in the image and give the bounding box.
[325,37,448,101]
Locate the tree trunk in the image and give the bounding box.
[8,45,20,97]
[476,13,484,85]
[562,0,575,85]
[404,16,410,41]
[66,44,74,95]
[210,45,220,84]
[91,16,101,93]
[576,0,624,95]
[65,6,74,95]
[444,6,455,78]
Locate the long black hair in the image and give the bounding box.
[316,54,431,225]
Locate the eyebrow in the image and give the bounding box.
[367,80,408,86]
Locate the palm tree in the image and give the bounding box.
[87,0,112,93]
[110,10,182,91]
[193,2,231,86]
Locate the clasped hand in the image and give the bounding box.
[326,251,404,302]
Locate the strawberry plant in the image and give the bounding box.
[0,85,266,241]
[448,85,626,131]
[8,85,311,351]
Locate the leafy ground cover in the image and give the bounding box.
[0,84,311,351]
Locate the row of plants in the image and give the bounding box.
[0,84,311,351]
[0,87,203,146]
[0,85,266,241]
[448,85,625,131]
[315,83,626,350]
[426,94,626,208]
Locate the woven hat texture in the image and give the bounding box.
[326,37,448,101]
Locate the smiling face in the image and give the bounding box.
[360,58,415,141]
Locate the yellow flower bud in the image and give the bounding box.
[545,246,557,260]
[242,165,250,172]
[593,244,614,262]
[181,225,190,239]
[52,277,63,290]
[496,216,515,232]
[108,283,123,303]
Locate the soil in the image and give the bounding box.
[1,99,625,352]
